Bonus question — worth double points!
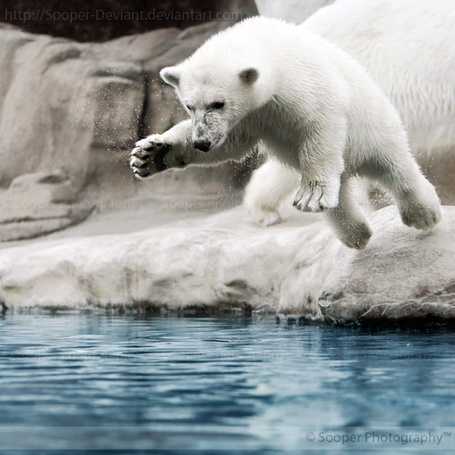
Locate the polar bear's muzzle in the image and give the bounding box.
[193,139,212,152]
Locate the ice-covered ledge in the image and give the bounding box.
[0,203,454,325]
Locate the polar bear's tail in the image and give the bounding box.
[243,159,299,227]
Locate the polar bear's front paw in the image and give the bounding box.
[130,135,172,180]
[293,180,339,213]
[251,208,282,227]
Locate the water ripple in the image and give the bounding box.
[1,314,455,453]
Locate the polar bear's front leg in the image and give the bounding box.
[293,119,347,212]
[293,177,342,212]
[130,120,193,180]
[243,160,300,226]
[130,120,257,180]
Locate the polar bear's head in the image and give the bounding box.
[160,62,269,152]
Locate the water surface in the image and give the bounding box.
[0,314,454,454]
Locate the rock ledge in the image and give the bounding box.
[0,203,454,326]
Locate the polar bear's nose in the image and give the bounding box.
[193,139,211,152]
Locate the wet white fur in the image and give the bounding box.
[245,0,453,229]
[133,16,442,249]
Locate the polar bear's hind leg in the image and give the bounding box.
[359,147,442,231]
[325,176,373,250]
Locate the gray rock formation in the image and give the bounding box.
[0,13,253,241]
[0,171,94,241]
[0,29,143,188]
[318,208,455,325]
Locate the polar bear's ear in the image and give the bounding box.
[239,67,259,85]
[160,67,180,87]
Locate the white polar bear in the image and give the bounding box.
[245,0,455,230]
[130,16,442,250]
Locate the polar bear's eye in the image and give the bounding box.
[210,101,225,110]
[186,105,194,112]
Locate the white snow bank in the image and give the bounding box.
[1,204,454,324]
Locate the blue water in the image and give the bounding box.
[1,314,455,454]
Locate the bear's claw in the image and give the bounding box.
[130,135,171,180]
[129,150,153,180]
[131,145,152,158]
[293,180,339,213]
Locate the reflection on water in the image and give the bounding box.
[0,314,454,454]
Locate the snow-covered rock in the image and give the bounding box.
[1,202,454,325]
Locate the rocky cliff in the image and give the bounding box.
[0,3,256,241]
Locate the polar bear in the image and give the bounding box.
[244,0,455,230]
[130,16,442,250]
